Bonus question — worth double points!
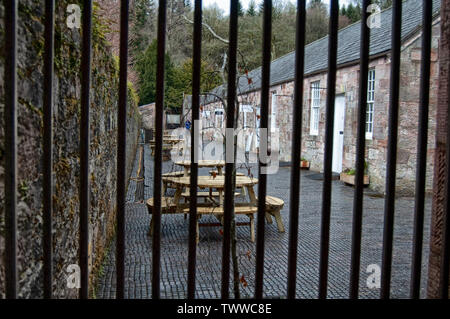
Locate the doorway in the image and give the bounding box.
[332,95,346,173]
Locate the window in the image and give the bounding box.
[240,104,253,128]
[271,92,277,132]
[310,81,321,136]
[366,69,375,139]
[215,109,224,128]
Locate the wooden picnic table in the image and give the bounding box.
[169,175,258,205]
[149,137,184,156]
[147,175,285,243]
[150,137,183,144]
[168,175,258,241]
[175,160,225,177]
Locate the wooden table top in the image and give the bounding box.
[168,175,258,188]
[174,160,225,168]
[150,138,184,144]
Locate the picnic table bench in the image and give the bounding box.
[146,175,285,243]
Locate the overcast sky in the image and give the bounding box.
[202,0,353,14]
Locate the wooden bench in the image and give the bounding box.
[146,196,177,214]
[259,195,285,233]
[146,195,283,242]
[161,171,185,193]
[146,197,178,236]
[208,170,245,176]
[181,191,240,198]
[208,171,247,197]
[150,142,183,157]
[183,206,257,243]
[150,144,173,156]
[162,171,184,178]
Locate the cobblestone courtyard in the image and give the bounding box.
[96,144,431,299]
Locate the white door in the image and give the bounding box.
[332,95,346,173]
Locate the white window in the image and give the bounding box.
[215,109,224,128]
[310,81,321,136]
[240,104,253,128]
[271,92,277,132]
[366,69,375,139]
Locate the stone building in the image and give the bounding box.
[195,0,442,195]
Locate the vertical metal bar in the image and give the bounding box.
[255,0,272,299]
[43,0,55,299]
[380,0,402,299]
[349,0,370,299]
[410,0,432,299]
[152,0,167,299]
[116,0,129,300]
[439,41,450,300]
[4,0,18,300]
[286,0,306,300]
[187,0,202,299]
[221,0,238,299]
[79,0,93,299]
[318,0,339,299]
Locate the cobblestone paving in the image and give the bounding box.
[96,145,431,299]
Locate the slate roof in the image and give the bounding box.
[205,0,441,103]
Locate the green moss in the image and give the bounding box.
[128,82,139,107]
[32,38,45,58]
[19,97,43,119]
[18,181,29,200]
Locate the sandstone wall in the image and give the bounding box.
[0,0,141,298]
[199,22,439,195]
[299,22,440,195]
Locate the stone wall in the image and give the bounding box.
[427,0,450,299]
[0,0,141,298]
[299,21,440,195]
[199,22,439,195]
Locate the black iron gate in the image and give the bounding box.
[2,0,449,299]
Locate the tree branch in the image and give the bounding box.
[182,14,229,44]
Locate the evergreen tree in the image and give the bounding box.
[246,0,257,17]
[237,0,245,17]
[131,0,155,58]
[257,1,264,15]
[135,40,176,108]
[352,0,392,10]
[343,3,361,23]
[308,0,326,10]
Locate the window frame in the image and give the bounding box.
[214,108,224,129]
[271,92,277,133]
[310,81,321,136]
[366,68,375,140]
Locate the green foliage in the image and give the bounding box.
[135,39,175,107]
[128,81,139,106]
[341,3,361,23]
[131,0,334,98]
[309,0,327,10]
[344,160,369,175]
[130,0,156,58]
[237,0,245,17]
[135,40,221,112]
[246,0,257,16]
[341,0,393,24]
[170,58,221,104]
[351,0,393,10]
